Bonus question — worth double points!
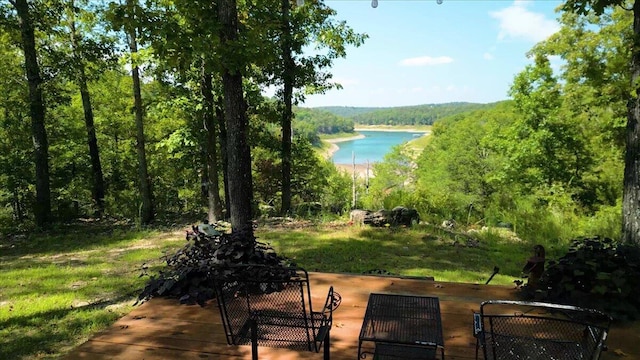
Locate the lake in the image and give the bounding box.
[331,130,425,165]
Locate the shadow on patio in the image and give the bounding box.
[64,272,640,360]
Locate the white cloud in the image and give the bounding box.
[399,56,454,67]
[490,1,560,43]
[483,52,495,60]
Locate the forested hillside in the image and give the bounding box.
[361,7,630,243]
[302,102,492,132]
[351,102,492,126]
[293,107,354,145]
[313,106,386,117]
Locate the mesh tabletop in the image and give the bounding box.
[358,293,445,359]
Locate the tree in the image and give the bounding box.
[280,0,294,215]
[0,31,31,222]
[63,0,108,216]
[563,0,640,245]
[218,0,253,234]
[124,0,154,224]
[267,0,367,215]
[10,0,52,227]
[201,62,223,222]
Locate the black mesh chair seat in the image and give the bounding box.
[373,342,438,360]
[489,333,590,360]
[214,265,340,360]
[473,300,611,360]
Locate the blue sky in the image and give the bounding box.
[300,0,563,108]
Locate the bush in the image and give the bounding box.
[136,224,291,306]
[531,236,640,321]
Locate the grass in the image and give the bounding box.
[0,221,187,359]
[1,219,568,359]
[257,222,564,286]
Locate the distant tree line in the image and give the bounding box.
[293,102,491,144]
[350,102,491,126]
[292,107,354,145]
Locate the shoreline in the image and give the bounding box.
[322,134,365,159]
[334,163,374,178]
[321,126,430,160]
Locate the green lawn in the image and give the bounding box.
[0,220,565,359]
[257,222,564,285]
[0,223,187,359]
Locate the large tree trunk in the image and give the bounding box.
[280,0,293,216]
[623,1,640,245]
[69,11,105,217]
[218,0,253,234]
[126,0,154,224]
[14,0,51,228]
[201,60,223,223]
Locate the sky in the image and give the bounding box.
[298,0,564,108]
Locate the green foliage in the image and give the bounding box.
[294,106,354,139]
[535,237,640,321]
[320,164,352,213]
[350,102,491,126]
[314,106,384,117]
[252,127,349,214]
[361,145,418,211]
[0,32,31,224]
[366,7,631,243]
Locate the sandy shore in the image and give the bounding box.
[334,163,375,178]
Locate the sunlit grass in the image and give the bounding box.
[0,224,186,359]
[257,223,552,286]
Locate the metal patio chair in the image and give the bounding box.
[473,300,611,360]
[213,264,341,360]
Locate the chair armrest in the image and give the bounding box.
[326,286,342,311]
[314,286,342,327]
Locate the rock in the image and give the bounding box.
[442,219,456,229]
[363,207,419,227]
[350,209,371,226]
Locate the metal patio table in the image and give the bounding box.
[358,293,445,359]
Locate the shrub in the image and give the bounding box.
[136,224,291,306]
[531,236,640,321]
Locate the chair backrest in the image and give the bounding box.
[214,264,328,352]
[477,300,611,360]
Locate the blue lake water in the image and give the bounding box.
[331,130,424,165]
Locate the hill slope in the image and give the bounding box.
[311,102,494,126]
